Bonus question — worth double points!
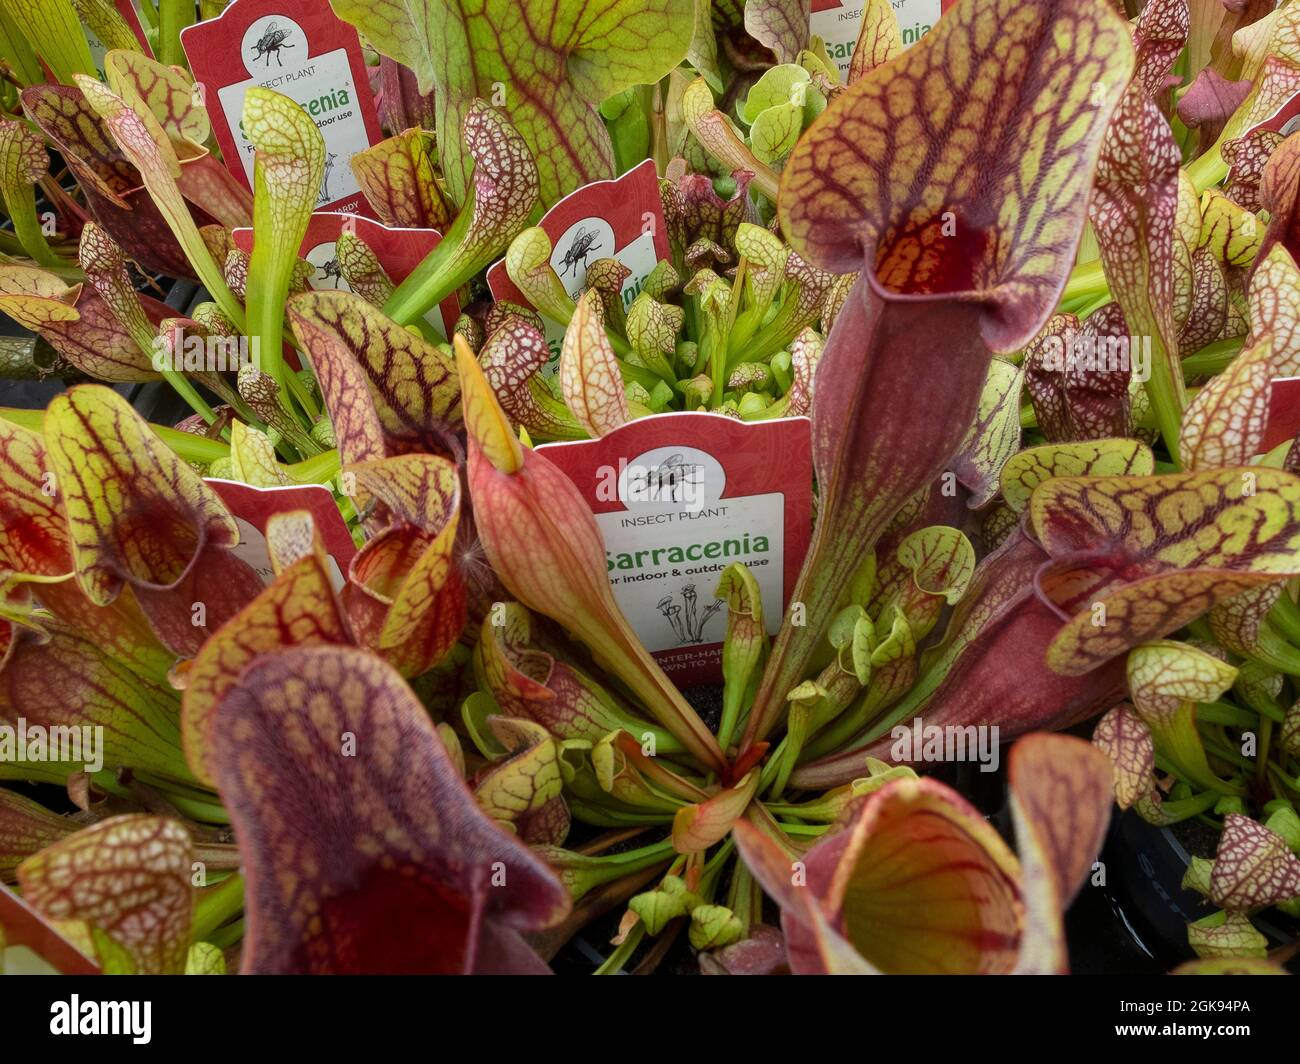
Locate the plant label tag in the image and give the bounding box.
[539,413,812,686]
[205,479,356,590]
[1262,377,1300,454]
[232,212,459,337]
[811,0,951,79]
[181,0,383,216]
[486,158,670,371]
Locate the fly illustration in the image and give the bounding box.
[559,226,602,278]
[251,21,294,68]
[631,453,702,504]
[317,258,342,288]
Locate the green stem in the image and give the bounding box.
[156,0,194,69]
[593,923,645,975]
[383,205,472,326]
[5,192,63,266]
[1059,259,1109,305]
[1143,334,1185,465]
[1184,140,1230,194]
[1180,337,1243,379]
[287,447,341,485]
[190,873,245,942]
[1196,701,1259,728]
[207,918,244,950]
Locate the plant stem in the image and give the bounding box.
[593,923,644,974]
[190,872,245,942]
[1143,334,1185,465]
[156,0,195,68]
[1180,337,1243,378]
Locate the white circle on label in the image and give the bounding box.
[619,445,724,514]
[241,15,304,77]
[304,240,349,291]
[551,216,616,297]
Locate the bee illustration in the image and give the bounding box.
[558,226,602,277]
[317,258,342,288]
[251,21,294,68]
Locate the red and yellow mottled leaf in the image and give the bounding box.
[1248,244,1300,374]
[104,50,209,150]
[289,290,461,465]
[1198,188,1263,267]
[473,603,644,743]
[335,232,394,307]
[1007,733,1112,974]
[848,0,902,82]
[332,0,689,207]
[779,0,1131,340]
[560,290,629,439]
[229,422,289,488]
[343,454,465,677]
[1001,439,1154,514]
[209,645,569,973]
[1179,247,1230,355]
[951,358,1023,508]
[0,789,74,882]
[17,815,192,974]
[1209,814,1300,911]
[744,0,809,64]
[480,314,584,441]
[0,266,162,383]
[1090,87,1184,451]
[1188,911,1269,959]
[1180,331,1274,470]
[1091,702,1155,809]
[1126,640,1240,794]
[1207,584,1283,658]
[352,128,450,230]
[0,618,190,782]
[474,718,566,843]
[42,384,239,605]
[1030,469,1300,674]
[181,555,351,786]
[1131,0,1190,99]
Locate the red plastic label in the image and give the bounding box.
[539,413,812,686]
[487,159,670,365]
[205,479,356,589]
[180,0,382,216]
